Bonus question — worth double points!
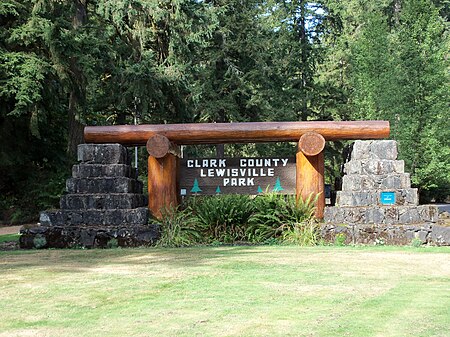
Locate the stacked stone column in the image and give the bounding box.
[323,140,447,245]
[20,144,158,248]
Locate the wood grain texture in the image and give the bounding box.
[296,150,325,219]
[146,134,180,158]
[298,132,326,156]
[148,154,179,219]
[84,121,390,145]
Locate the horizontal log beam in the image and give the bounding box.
[84,121,389,146]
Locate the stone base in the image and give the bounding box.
[320,223,450,246]
[19,224,160,249]
[40,207,149,226]
[324,205,438,225]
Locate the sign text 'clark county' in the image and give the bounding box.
[179,157,296,195]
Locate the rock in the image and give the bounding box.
[66,177,143,194]
[60,193,146,210]
[351,140,398,160]
[369,140,398,160]
[77,144,130,165]
[429,225,450,246]
[72,164,135,178]
[19,224,161,249]
[344,160,405,175]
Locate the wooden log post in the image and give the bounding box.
[147,135,179,219]
[296,132,326,219]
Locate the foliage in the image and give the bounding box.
[326,0,449,201]
[334,233,346,246]
[246,193,317,243]
[147,192,320,246]
[153,206,201,247]
[1,0,449,222]
[282,219,321,246]
[410,238,423,248]
[106,238,119,249]
[187,195,255,243]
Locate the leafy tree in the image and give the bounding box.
[390,0,449,200]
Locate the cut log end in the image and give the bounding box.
[298,132,325,156]
[146,134,171,158]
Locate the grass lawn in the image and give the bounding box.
[0,233,20,244]
[0,246,449,337]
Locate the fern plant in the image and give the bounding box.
[188,195,255,243]
[246,193,317,243]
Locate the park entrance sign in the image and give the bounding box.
[179,157,296,195]
[84,120,390,219]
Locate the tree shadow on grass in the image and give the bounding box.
[0,245,276,274]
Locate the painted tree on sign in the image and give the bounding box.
[215,186,221,194]
[257,186,263,194]
[273,178,284,192]
[191,179,202,193]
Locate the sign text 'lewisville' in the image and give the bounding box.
[179,157,296,195]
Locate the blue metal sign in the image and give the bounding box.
[380,191,396,205]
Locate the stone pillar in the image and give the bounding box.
[322,140,443,245]
[20,144,158,249]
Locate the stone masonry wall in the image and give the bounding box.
[324,140,449,246]
[20,144,158,248]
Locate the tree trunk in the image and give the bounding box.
[68,92,85,156]
[298,0,308,120]
[67,0,88,157]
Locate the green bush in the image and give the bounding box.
[246,193,316,243]
[188,195,255,243]
[411,238,423,248]
[334,233,347,246]
[155,193,318,246]
[153,207,201,247]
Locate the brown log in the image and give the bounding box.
[298,132,325,156]
[296,149,325,219]
[84,121,390,145]
[148,154,179,219]
[146,134,180,158]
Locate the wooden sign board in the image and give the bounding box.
[179,157,296,196]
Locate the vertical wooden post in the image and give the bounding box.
[148,155,179,219]
[296,132,326,219]
[146,135,179,219]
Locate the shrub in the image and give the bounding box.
[106,238,119,249]
[246,193,316,243]
[188,195,254,243]
[153,207,201,247]
[334,233,347,246]
[411,238,423,248]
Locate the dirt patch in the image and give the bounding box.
[0,225,22,235]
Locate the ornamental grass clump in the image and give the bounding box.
[152,207,201,247]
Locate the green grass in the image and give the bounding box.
[0,246,449,337]
[0,233,20,243]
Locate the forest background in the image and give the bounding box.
[0,0,448,223]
